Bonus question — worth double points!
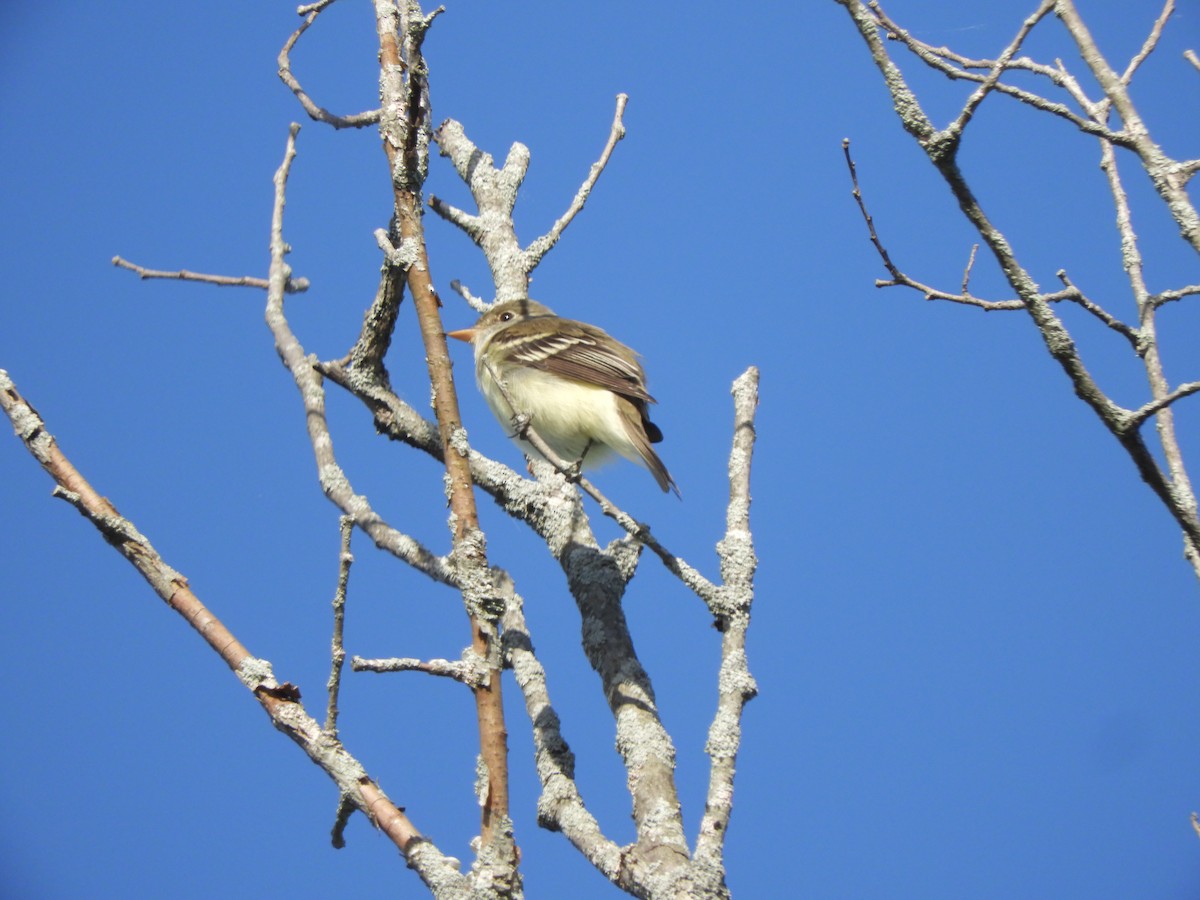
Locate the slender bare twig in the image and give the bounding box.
[0,367,462,876]
[450,279,489,313]
[1054,270,1140,347]
[940,0,1056,151]
[1151,284,1200,308]
[960,244,978,295]
[279,2,381,129]
[694,368,759,872]
[1186,49,1200,73]
[842,139,1020,310]
[523,94,628,269]
[352,655,488,686]
[866,0,1129,144]
[112,255,309,293]
[1120,0,1174,84]
[1126,382,1200,429]
[1055,0,1200,254]
[325,515,354,736]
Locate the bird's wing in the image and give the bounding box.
[499,317,657,403]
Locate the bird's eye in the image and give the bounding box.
[499,312,514,322]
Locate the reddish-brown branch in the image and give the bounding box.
[372,0,512,860]
[0,368,441,869]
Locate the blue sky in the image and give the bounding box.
[2,1,1200,897]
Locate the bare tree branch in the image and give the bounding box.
[325,515,354,736]
[1127,382,1200,430]
[0,367,473,889]
[1055,0,1200,253]
[523,93,629,270]
[352,655,488,687]
[837,0,1200,578]
[279,1,382,129]
[112,255,310,293]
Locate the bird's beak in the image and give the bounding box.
[446,327,477,343]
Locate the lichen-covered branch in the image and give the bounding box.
[371,3,516,886]
[279,0,382,129]
[836,0,1200,578]
[430,93,629,300]
[431,98,761,896]
[0,368,474,896]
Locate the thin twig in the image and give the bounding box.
[112,256,309,293]
[1126,382,1200,430]
[352,655,488,687]
[1054,270,1140,346]
[449,279,489,313]
[1120,0,1174,84]
[940,1,1056,150]
[843,140,1022,310]
[1151,283,1200,307]
[695,367,759,869]
[960,244,978,295]
[865,0,1130,145]
[325,515,354,736]
[279,3,381,129]
[523,93,629,270]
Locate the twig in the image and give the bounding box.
[325,515,354,736]
[261,126,455,588]
[940,0,1056,152]
[352,654,488,687]
[1120,0,1175,84]
[112,256,309,293]
[279,3,381,129]
[478,358,721,608]
[450,279,489,313]
[298,0,339,15]
[1186,49,1200,73]
[1126,382,1200,430]
[842,140,1022,310]
[523,93,629,269]
[0,368,448,870]
[865,0,1130,145]
[960,244,978,295]
[695,367,760,870]
[1054,270,1139,346]
[1151,283,1200,308]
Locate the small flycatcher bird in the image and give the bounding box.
[447,299,679,495]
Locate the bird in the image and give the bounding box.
[447,299,679,495]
